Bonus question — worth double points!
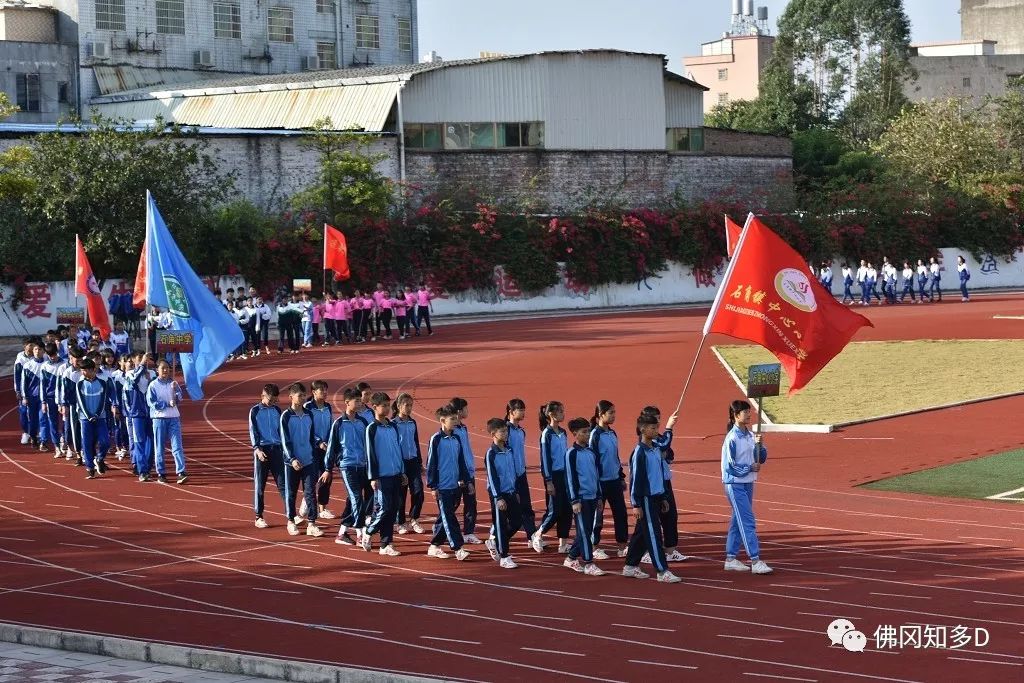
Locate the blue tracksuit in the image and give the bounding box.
[486,443,520,559]
[326,412,371,532]
[959,265,970,299]
[395,416,424,523]
[722,425,768,560]
[503,421,536,537]
[14,351,31,436]
[20,356,43,441]
[76,377,109,471]
[38,358,63,447]
[59,365,82,453]
[303,400,333,450]
[625,442,668,572]
[653,429,679,548]
[280,406,318,523]
[124,367,155,475]
[539,425,571,538]
[590,425,628,545]
[566,442,600,563]
[454,423,477,535]
[365,419,404,544]
[250,402,285,519]
[427,430,468,550]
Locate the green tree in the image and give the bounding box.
[791,128,850,187]
[0,92,16,120]
[21,115,235,274]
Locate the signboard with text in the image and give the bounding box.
[747,362,782,399]
[56,307,86,325]
[292,278,312,292]
[157,330,195,353]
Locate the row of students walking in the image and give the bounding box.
[825,255,972,305]
[14,337,188,483]
[250,381,774,581]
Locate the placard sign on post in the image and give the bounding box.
[157,330,195,354]
[747,362,781,433]
[292,278,312,292]
[56,307,86,325]
[747,363,782,399]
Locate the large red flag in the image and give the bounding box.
[132,237,147,309]
[725,215,743,258]
[324,224,350,281]
[704,215,872,395]
[75,235,112,340]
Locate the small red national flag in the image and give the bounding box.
[75,235,112,340]
[132,237,147,309]
[704,215,872,395]
[725,214,743,258]
[324,224,350,281]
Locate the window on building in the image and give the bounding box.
[498,122,544,148]
[213,3,241,39]
[155,0,185,35]
[718,68,728,81]
[718,92,730,105]
[317,42,337,70]
[95,0,126,31]
[397,17,412,52]
[316,0,334,14]
[666,127,704,152]
[58,82,69,104]
[404,123,443,149]
[356,15,379,49]
[16,74,40,113]
[962,77,972,88]
[268,7,294,42]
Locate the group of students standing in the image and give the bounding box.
[248,381,774,581]
[14,334,189,483]
[819,255,973,306]
[217,284,437,360]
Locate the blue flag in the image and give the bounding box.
[145,191,243,399]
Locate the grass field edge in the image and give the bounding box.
[833,388,1024,430]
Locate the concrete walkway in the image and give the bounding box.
[0,641,275,682]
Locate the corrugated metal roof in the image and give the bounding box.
[93,65,242,96]
[93,81,400,131]
[91,50,704,103]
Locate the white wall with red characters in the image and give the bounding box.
[2,248,1021,337]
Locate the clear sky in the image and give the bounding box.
[418,0,963,75]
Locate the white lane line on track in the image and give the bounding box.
[720,635,784,643]
[629,659,698,670]
[600,594,657,602]
[612,623,675,633]
[514,614,572,621]
[420,636,481,646]
[947,657,1021,667]
[696,603,757,611]
[177,579,222,586]
[869,593,931,601]
[522,647,584,656]
[838,566,898,573]
[937,574,995,581]
[743,673,817,682]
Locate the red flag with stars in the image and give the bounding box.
[75,235,112,340]
[703,215,872,395]
[725,214,743,258]
[324,224,350,281]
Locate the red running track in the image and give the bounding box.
[2,295,1024,682]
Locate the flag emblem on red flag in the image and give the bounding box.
[324,224,350,281]
[75,235,112,340]
[704,215,872,395]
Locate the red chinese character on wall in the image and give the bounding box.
[694,269,716,288]
[20,283,52,319]
[493,266,523,300]
[561,267,590,299]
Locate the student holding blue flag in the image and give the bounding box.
[140,192,243,399]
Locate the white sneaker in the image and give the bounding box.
[286,521,299,536]
[318,508,335,520]
[410,520,425,534]
[379,544,401,557]
[360,533,372,552]
[298,499,308,518]
[657,570,682,583]
[455,548,470,561]
[20,433,30,444]
[464,534,482,545]
[530,531,544,553]
[485,537,498,561]
[751,560,774,575]
[616,548,628,558]
[306,523,324,537]
[499,556,518,569]
[53,447,62,459]
[427,545,450,559]
[640,552,653,565]
[558,541,570,555]
[563,557,583,573]
[592,548,610,560]
[396,523,409,535]
[622,565,649,579]
[583,563,606,577]
[293,515,304,526]
[254,517,269,529]
[665,550,689,562]
[724,558,749,572]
